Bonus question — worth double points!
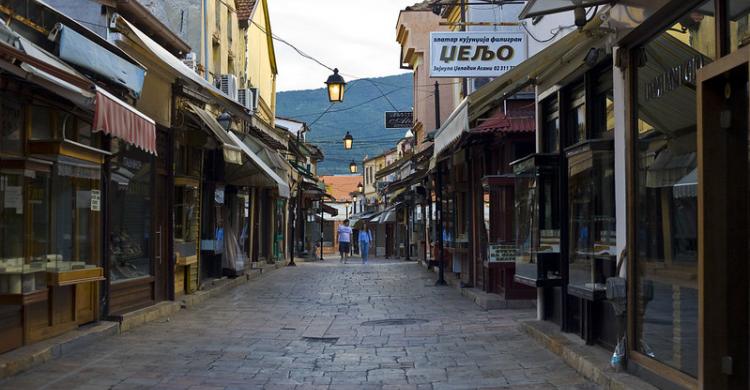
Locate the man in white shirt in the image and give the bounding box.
[337,219,353,264]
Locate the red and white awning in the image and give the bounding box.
[94,87,157,155]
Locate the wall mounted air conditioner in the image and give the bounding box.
[238,87,259,112]
[219,74,238,100]
[182,52,197,72]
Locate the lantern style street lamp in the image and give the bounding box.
[349,160,357,174]
[325,68,346,102]
[357,182,363,193]
[343,131,353,150]
[217,112,231,130]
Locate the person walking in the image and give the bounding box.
[359,223,373,264]
[337,219,353,264]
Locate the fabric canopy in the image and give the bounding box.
[186,102,243,165]
[228,131,290,198]
[433,98,469,159]
[94,87,157,155]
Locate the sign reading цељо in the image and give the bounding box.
[430,32,527,78]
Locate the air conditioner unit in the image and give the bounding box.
[238,88,259,112]
[181,52,197,72]
[219,74,238,101]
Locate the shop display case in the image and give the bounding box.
[174,181,200,266]
[565,139,616,300]
[0,159,51,303]
[511,153,563,287]
[46,159,104,286]
[109,148,153,283]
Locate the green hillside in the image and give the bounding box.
[277,73,413,175]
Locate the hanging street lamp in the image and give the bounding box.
[357,182,363,193]
[217,112,231,130]
[343,131,353,150]
[349,160,358,174]
[325,68,346,102]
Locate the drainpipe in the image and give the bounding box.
[203,0,209,81]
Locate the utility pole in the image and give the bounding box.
[433,82,446,286]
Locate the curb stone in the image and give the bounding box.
[520,320,659,390]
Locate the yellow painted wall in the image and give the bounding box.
[245,0,277,127]
[200,0,245,85]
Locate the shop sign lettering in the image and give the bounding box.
[487,244,516,263]
[645,56,704,101]
[430,32,527,78]
[384,111,413,129]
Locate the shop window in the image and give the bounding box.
[727,0,750,52]
[50,163,101,270]
[109,141,153,282]
[513,155,561,284]
[0,166,50,294]
[322,220,334,246]
[29,106,102,148]
[632,1,714,377]
[174,185,199,261]
[175,144,201,178]
[64,115,100,148]
[565,83,586,147]
[30,104,53,140]
[591,68,614,139]
[0,97,23,155]
[566,141,616,294]
[541,96,559,153]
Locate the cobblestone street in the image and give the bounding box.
[1,259,599,390]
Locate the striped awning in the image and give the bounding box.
[94,87,157,155]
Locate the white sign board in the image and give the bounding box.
[430,32,527,78]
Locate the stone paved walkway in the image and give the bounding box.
[1,258,600,390]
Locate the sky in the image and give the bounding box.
[266,0,418,92]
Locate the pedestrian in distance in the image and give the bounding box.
[359,222,373,264]
[337,219,353,264]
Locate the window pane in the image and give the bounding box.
[109,142,153,282]
[633,1,713,377]
[0,98,23,154]
[30,105,52,140]
[592,69,614,139]
[726,0,750,52]
[542,97,559,153]
[567,143,616,291]
[566,84,586,146]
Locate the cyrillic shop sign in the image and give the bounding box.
[429,32,527,78]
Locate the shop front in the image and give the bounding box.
[608,0,750,387]
[0,19,157,348]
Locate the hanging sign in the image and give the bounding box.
[385,111,414,129]
[487,244,516,263]
[430,32,527,78]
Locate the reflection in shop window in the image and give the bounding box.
[633,0,714,378]
[109,142,153,282]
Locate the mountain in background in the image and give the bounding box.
[277,73,413,175]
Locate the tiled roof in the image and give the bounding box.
[236,0,257,21]
[320,175,361,202]
[405,0,440,11]
[471,110,535,134]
